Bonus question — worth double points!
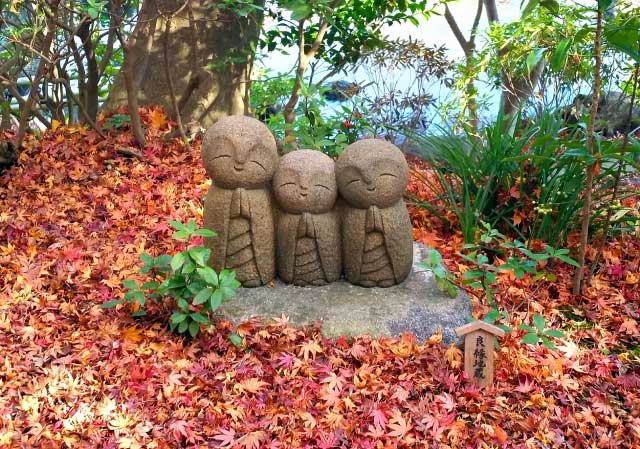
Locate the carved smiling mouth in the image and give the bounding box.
[367,186,376,192]
[233,165,245,172]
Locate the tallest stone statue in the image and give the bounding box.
[201,115,278,287]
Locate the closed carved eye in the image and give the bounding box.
[314,184,331,191]
[212,154,232,161]
[250,160,267,172]
[279,182,296,188]
[379,172,397,179]
[347,178,360,186]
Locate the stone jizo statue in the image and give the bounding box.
[273,150,341,286]
[201,115,278,287]
[336,139,413,287]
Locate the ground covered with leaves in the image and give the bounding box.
[1,109,639,448]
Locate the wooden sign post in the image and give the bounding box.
[455,321,505,387]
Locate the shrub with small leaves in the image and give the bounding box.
[101,220,240,337]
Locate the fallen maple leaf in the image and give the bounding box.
[213,428,236,447]
[387,411,412,439]
[235,378,268,394]
[370,407,388,429]
[300,339,323,361]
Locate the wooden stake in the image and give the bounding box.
[455,321,505,387]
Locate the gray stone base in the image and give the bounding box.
[217,243,471,345]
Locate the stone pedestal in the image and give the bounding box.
[217,242,471,344]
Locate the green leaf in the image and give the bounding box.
[132,310,146,317]
[141,281,158,290]
[540,335,557,350]
[177,298,190,311]
[209,289,223,310]
[188,321,200,337]
[285,1,312,21]
[171,252,187,272]
[525,48,546,74]
[124,290,141,303]
[155,255,172,267]
[521,0,539,17]
[122,279,138,290]
[228,333,243,347]
[167,276,186,289]
[169,220,187,232]
[140,253,153,265]
[186,220,197,232]
[172,230,190,240]
[597,0,614,11]
[100,300,121,308]
[518,324,535,333]
[555,255,580,267]
[521,332,540,344]
[540,0,559,14]
[533,314,545,333]
[484,309,499,324]
[544,329,565,338]
[463,270,484,280]
[188,247,211,267]
[182,262,196,274]
[170,312,187,324]
[550,38,571,72]
[197,267,219,286]
[178,319,189,334]
[190,313,210,324]
[193,288,212,305]
[193,228,217,237]
[447,283,457,298]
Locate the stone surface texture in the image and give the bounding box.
[273,150,341,286]
[201,115,278,287]
[217,242,471,344]
[336,140,413,287]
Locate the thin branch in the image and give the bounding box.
[443,5,469,54]
[51,77,106,139]
[162,16,187,144]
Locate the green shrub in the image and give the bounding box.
[101,220,240,337]
[411,111,639,245]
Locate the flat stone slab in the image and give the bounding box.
[217,243,471,345]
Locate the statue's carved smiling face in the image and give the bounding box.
[202,115,278,189]
[273,150,337,215]
[336,140,409,209]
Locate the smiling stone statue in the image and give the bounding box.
[201,115,278,287]
[273,150,341,286]
[336,140,413,287]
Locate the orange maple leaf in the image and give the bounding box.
[387,411,412,439]
[235,378,269,394]
[148,109,168,130]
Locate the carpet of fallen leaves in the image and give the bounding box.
[1,108,639,449]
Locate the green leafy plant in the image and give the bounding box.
[103,113,132,129]
[519,313,565,350]
[101,220,240,337]
[416,249,457,298]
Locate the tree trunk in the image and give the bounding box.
[103,0,264,131]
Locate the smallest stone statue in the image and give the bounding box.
[273,150,342,286]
